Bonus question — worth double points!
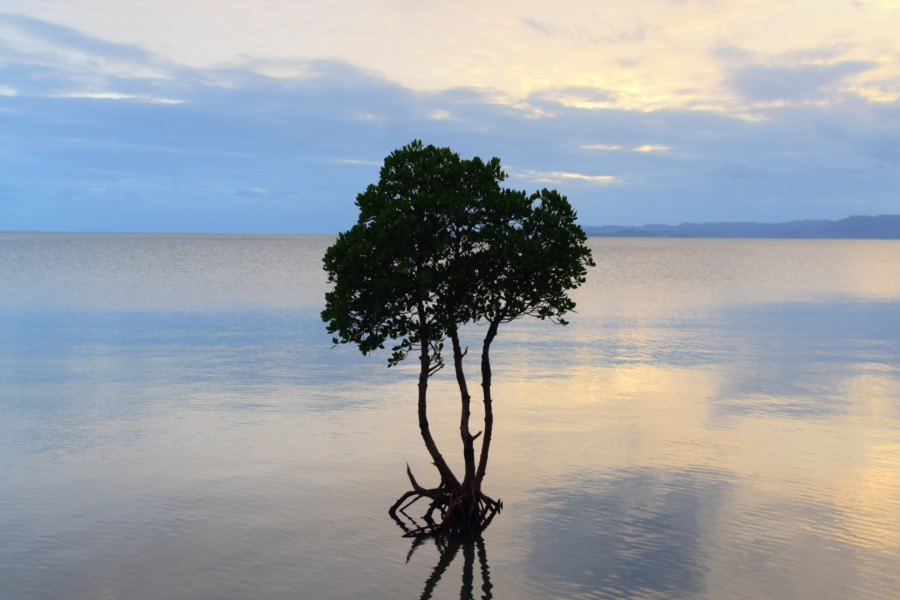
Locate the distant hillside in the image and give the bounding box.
[585,215,900,239]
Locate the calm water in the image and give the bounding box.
[1,233,899,599]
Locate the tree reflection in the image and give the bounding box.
[400,533,493,600]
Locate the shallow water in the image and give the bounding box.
[1,234,899,599]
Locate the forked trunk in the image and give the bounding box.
[389,319,502,538]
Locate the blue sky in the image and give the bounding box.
[1,1,898,233]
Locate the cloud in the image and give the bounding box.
[715,44,880,104]
[582,144,624,151]
[520,15,647,45]
[514,169,621,184]
[1,14,898,232]
[428,109,457,121]
[521,17,553,38]
[526,468,733,598]
[0,12,155,63]
[335,159,382,167]
[634,144,670,153]
[527,87,620,111]
[0,11,181,101]
[727,60,877,102]
[234,187,269,198]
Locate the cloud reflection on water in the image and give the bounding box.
[526,467,733,598]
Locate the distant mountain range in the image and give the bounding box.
[585,215,900,239]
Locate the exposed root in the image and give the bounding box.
[388,466,502,539]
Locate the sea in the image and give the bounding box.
[1,233,899,599]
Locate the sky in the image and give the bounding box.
[1,0,898,233]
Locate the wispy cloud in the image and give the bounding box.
[530,87,619,110]
[429,109,457,121]
[0,12,155,63]
[581,144,624,151]
[335,159,382,167]
[54,91,184,103]
[514,169,621,185]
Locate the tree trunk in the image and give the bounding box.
[475,315,502,490]
[415,313,459,489]
[450,328,477,489]
[388,310,502,539]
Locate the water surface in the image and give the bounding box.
[2,234,899,599]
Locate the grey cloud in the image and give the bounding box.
[521,17,553,37]
[727,60,876,102]
[0,12,177,99]
[780,44,858,63]
[712,45,751,62]
[769,96,900,165]
[0,12,156,63]
[715,42,857,67]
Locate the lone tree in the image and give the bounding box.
[322,140,594,538]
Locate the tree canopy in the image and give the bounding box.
[322,140,594,369]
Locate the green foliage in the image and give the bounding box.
[321,140,595,367]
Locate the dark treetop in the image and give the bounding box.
[321,140,595,370]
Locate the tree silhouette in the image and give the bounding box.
[322,140,594,537]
